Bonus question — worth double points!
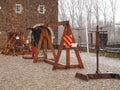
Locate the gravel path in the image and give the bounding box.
[0,50,120,90]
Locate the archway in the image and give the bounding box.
[28,23,55,43]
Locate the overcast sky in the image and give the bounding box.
[116,0,120,23]
[59,0,120,23]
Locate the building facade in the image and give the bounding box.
[0,0,58,48]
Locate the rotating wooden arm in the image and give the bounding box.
[46,21,69,27]
[27,21,70,30]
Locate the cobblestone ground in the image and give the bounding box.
[0,50,120,90]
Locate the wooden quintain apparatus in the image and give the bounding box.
[32,21,84,69]
[52,21,84,70]
[75,25,120,81]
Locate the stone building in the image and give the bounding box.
[0,0,58,48]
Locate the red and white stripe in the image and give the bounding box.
[63,34,73,48]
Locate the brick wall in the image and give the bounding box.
[0,0,58,48]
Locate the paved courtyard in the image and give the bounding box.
[0,50,120,90]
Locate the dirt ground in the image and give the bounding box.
[0,50,120,90]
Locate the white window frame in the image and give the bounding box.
[15,4,23,14]
[38,5,46,14]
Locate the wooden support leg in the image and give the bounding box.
[67,25,84,68]
[45,31,56,59]
[74,48,84,68]
[43,37,47,59]
[66,48,70,68]
[33,33,43,63]
[53,40,64,70]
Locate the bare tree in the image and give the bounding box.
[58,0,68,21]
[67,0,76,28]
[109,0,118,28]
[101,0,109,25]
[75,0,85,28]
[84,0,93,30]
[92,0,100,25]
[74,0,85,43]
[59,0,76,27]
[109,0,118,43]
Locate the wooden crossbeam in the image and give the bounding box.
[27,21,69,30]
[46,21,69,27]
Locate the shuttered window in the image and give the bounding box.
[38,5,46,14]
[15,4,22,14]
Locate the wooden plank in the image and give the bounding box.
[66,48,70,68]
[43,30,47,59]
[33,32,43,63]
[53,40,64,69]
[45,30,56,59]
[46,21,69,27]
[53,26,67,69]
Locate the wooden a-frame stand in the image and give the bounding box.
[33,27,56,65]
[33,21,84,70]
[53,22,84,70]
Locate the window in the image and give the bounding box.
[15,4,22,14]
[38,5,46,14]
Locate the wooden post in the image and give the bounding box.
[33,33,43,63]
[43,31,47,59]
[96,25,100,73]
[66,48,70,68]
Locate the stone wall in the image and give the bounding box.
[0,0,58,48]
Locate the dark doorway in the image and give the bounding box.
[100,32,108,49]
[31,26,51,48]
